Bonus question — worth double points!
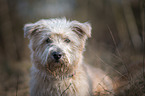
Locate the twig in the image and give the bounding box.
[107,25,120,56]
[96,55,126,79]
[95,72,118,94]
[97,83,116,96]
[107,25,131,80]
[61,83,72,96]
[96,55,138,90]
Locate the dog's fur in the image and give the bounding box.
[24,18,114,96]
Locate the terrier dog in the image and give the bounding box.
[24,18,114,96]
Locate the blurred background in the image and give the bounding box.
[0,0,144,96]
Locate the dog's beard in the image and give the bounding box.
[34,45,75,78]
[45,56,72,77]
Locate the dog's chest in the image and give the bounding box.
[30,72,90,96]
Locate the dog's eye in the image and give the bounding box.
[46,38,51,43]
[64,39,71,43]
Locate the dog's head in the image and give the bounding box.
[24,18,92,76]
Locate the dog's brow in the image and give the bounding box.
[51,33,67,39]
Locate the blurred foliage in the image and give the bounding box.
[0,0,144,95]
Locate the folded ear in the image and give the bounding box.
[24,23,35,39]
[71,21,92,38]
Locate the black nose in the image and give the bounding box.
[52,52,62,60]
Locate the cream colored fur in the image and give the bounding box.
[24,18,114,96]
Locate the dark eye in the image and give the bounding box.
[64,39,70,43]
[46,38,52,43]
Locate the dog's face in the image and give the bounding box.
[24,18,91,75]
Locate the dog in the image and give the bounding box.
[24,18,114,96]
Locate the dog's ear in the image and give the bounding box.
[24,20,47,39]
[24,23,36,39]
[71,21,92,38]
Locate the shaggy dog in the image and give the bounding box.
[24,18,114,96]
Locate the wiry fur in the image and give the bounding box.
[24,18,114,96]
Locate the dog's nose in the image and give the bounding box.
[52,52,62,60]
